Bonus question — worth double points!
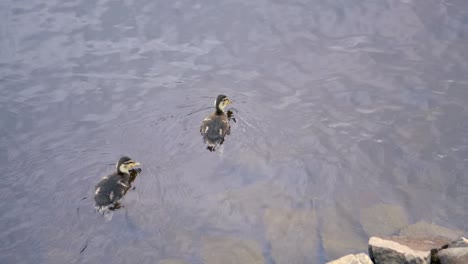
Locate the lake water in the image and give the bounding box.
[1,0,468,263]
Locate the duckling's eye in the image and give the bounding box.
[122,161,132,166]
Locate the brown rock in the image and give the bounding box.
[201,236,264,264]
[206,181,292,230]
[159,259,188,264]
[264,208,318,264]
[360,204,408,237]
[323,207,368,260]
[399,222,464,240]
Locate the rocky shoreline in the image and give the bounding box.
[153,202,467,264]
[328,236,468,264]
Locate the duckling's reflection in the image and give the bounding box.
[200,95,234,152]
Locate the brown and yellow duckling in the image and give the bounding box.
[200,94,233,151]
[94,156,141,210]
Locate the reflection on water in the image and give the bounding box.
[1,0,468,263]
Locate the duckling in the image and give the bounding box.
[200,94,233,151]
[94,156,141,210]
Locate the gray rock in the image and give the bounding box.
[326,253,373,264]
[360,204,408,237]
[438,237,468,264]
[399,222,463,240]
[264,208,318,264]
[368,236,431,264]
[439,248,468,264]
[201,236,264,264]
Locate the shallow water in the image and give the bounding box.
[1,0,468,263]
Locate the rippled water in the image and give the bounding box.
[1,0,468,263]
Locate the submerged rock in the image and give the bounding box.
[201,236,264,264]
[326,253,373,264]
[205,181,292,231]
[443,237,468,249]
[323,207,368,260]
[264,208,318,264]
[159,259,188,264]
[360,204,408,237]
[399,222,464,240]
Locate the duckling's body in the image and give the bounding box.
[200,94,232,151]
[200,111,230,146]
[94,156,141,209]
[94,173,131,207]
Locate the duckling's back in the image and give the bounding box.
[200,112,230,146]
[94,173,130,207]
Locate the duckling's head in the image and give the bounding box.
[214,94,232,112]
[116,156,141,174]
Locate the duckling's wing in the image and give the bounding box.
[200,113,214,134]
[201,114,230,145]
[94,174,126,206]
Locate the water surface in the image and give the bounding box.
[1,0,468,263]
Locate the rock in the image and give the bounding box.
[360,204,408,237]
[326,253,373,264]
[159,259,188,264]
[444,237,468,249]
[438,237,468,264]
[368,236,432,264]
[322,207,368,260]
[205,181,292,230]
[369,234,452,261]
[201,236,264,264]
[399,222,463,240]
[387,236,450,251]
[438,248,468,264]
[431,248,441,264]
[264,208,318,264]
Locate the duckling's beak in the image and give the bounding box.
[226,99,233,104]
[131,161,141,167]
